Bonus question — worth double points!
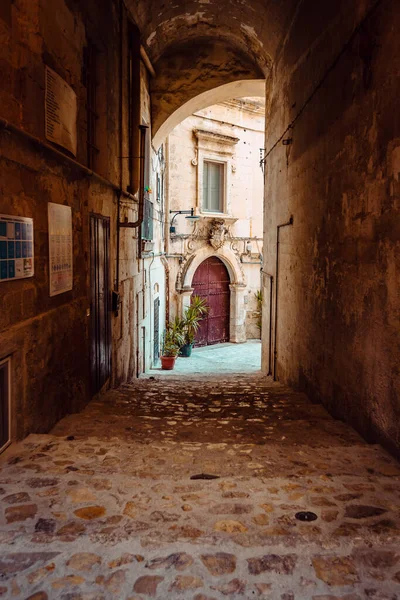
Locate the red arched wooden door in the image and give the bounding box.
[192,256,230,346]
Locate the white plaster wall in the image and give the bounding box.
[168,100,264,239]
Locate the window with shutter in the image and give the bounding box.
[203,160,224,213]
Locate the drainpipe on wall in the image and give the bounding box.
[118,124,147,231]
[274,215,294,381]
[262,271,274,377]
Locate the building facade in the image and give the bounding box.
[0,0,165,444]
[165,99,264,345]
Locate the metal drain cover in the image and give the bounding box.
[295,511,318,522]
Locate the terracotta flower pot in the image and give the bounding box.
[160,355,177,370]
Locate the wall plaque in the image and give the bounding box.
[0,214,34,282]
[48,203,73,297]
[45,66,77,156]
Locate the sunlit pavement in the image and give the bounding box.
[148,340,262,377]
[0,370,399,598]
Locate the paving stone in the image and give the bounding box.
[56,521,86,537]
[201,553,236,575]
[133,575,164,596]
[146,553,193,571]
[368,519,400,534]
[357,550,399,569]
[35,518,56,533]
[67,553,101,571]
[259,503,274,513]
[98,570,126,593]
[168,525,203,538]
[310,497,337,507]
[123,502,137,518]
[52,575,85,589]
[108,553,136,568]
[73,506,106,520]
[321,510,339,522]
[0,553,59,579]
[27,563,56,584]
[344,505,387,519]
[169,575,203,592]
[27,478,59,488]
[253,583,272,596]
[312,556,359,586]
[5,504,37,523]
[214,519,248,533]
[211,578,246,595]
[67,488,97,503]
[2,492,31,504]
[248,554,297,575]
[253,513,270,525]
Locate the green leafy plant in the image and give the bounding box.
[182,295,209,345]
[161,317,185,357]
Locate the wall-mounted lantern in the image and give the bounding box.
[169,208,200,234]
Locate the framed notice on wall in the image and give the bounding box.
[45,66,77,156]
[0,214,34,282]
[48,203,73,297]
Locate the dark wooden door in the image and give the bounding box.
[90,214,111,394]
[192,257,230,346]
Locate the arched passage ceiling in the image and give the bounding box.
[150,39,265,149]
[125,0,299,144]
[126,0,299,68]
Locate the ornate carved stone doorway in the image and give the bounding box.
[192,256,230,346]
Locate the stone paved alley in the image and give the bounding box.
[0,375,400,599]
[149,341,261,377]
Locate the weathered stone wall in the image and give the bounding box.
[264,0,400,455]
[0,0,155,438]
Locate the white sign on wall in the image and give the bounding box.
[48,203,73,297]
[45,66,77,156]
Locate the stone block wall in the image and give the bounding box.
[264,0,400,456]
[0,0,154,439]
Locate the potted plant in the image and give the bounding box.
[160,317,185,370]
[180,295,209,357]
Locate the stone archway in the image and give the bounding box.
[178,247,247,344]
[153,79,265,149]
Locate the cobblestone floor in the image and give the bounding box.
[0,374,400,599]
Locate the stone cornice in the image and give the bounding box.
[193,129,239,147]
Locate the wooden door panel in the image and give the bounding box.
[90,215,111,394]
[192,257,230,346]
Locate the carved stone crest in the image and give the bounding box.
[209,219,227,250]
